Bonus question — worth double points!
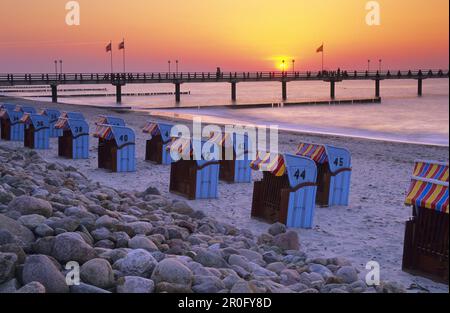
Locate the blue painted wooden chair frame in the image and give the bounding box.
[22,113,50,150]
[144,122,174,165]
[41,109,63,137]
[0,108,25,141]
[56,118,90,159]
[169,139,221,200]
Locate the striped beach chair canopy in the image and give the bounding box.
[0,108,23,123]
[296,143,328,164]
[20,113,49,130]
[405,160,449,214]
[208,131,252,156]
[55,118,89,137]
[166,137,219,163]
[250,152,286,177]
[94,124,135,147]
[296,142,352,173]
[61,112,85,120]
[39,109,61,123]
[96,115,126,127]
[143,122,174,143]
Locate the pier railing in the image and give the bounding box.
[0,69,448,85]
[1,69,448,104]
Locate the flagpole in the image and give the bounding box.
[110,41,114,74]
[122,38,126,73]
[321,42,324,73]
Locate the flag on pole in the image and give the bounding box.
[118,40,125,50]
[106,42,112,52]
[316,44,324,53]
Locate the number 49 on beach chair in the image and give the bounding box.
[143,122,174,165]
[94,124,136,173]
[296,143,352,207]
[20,113,50,150]
[54,117,89,159]
[402,160,449,284]
[250,153,318,229]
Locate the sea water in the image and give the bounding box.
[10,79,450,146]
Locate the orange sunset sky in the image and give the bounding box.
[0,0,448,72]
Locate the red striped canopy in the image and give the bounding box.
[296,143,328,164]
[54,118,68,130]
[93,125,113,140]
[165,137,192,156]
[250,152,286,177]
[405,161,449,214]
[143,122,159,136]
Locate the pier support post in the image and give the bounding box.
[417,78,423,96]
[116,84,122,104]
[175,82,181,103]
[330,81,335,99]
[282,81,287,101]
[231,82,237,101]
[375,79,380,98]
[51,85,58,103]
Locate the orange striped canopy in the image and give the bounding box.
[250,152,286,177]
[93,125,113,140]
[296,143,328,164]
[143,122,159,135]
[54,118,68,129]
[405,161,449,214]
[165,137,192,156]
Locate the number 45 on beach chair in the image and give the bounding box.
[296,143,352,207]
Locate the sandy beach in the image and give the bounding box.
[0,95,448,293]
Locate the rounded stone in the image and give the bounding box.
[151,258,193,286]
[22,255,69,293]
[80,258,115,289]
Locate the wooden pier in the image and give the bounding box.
[0,69,448,104]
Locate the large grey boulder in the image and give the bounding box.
[22,255,69,293]
[80,258,115,289]
[16,282,46,293]
[113,249,157,278]
[0,214,35,244]
[8,196,53,218]
[52,232,97,264]
[128,235,159,252]
[151,258,193,286]
[0,253,18,284]
[116,276,155,293]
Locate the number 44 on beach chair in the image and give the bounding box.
[250,153,318,229]
[402,160,449,284]
[296,143,352,207]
